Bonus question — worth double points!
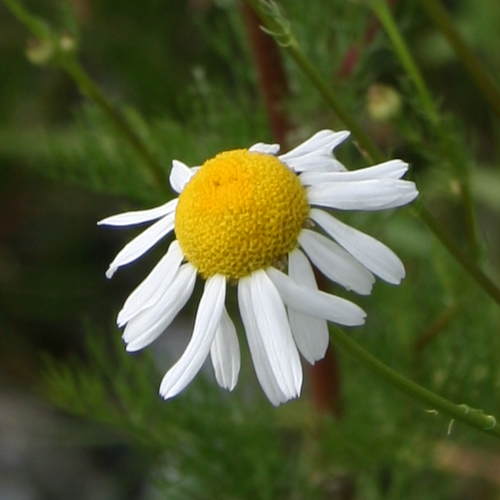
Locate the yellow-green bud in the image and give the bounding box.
[366,83,402,121]
[25,38,54,65]
[59,34,76,53]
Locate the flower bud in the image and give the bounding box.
[25,38,54,65]
[366,83,402,121]
[59,34,76,53]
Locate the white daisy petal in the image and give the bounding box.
[310,209,405,284]
[210,308,240,391]
[249,142,280,155]
[300,159,409,186]
[279,130,350,172]
[105,212,175,278]
[249,270,302,399]
[288,154,346,173]
[267,267,366,326]
[299,229,374,295]
[307,179,419,211]
[170,160,195,193]
[160,274,226,400]
[123,263,197,351]
[279,129,350,160]
[117,240,184,327]
[97,198,178,227]
[287,249,329,364]
[238,277,288,406]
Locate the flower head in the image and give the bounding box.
[99,130,418,405]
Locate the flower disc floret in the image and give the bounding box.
[175,149,309,279]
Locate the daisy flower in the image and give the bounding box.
[99,130,418,405]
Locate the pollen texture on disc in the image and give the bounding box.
[175,149,309,279]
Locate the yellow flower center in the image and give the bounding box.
[175,149,309,279]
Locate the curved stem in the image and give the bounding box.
[286,44,384,164]
[415,203,500,306]
[333,328,500,438]
[60,57,167,190]
[2,0,50,39]
[419,0,500,119]
[371,0,437,122]
[244,0,383,164]
[370,0,479,258]
[3,0,168,193]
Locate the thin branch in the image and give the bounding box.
[334,328,500,438]
[419,0,500,119]
[414,302,459,352]
[3,0,168,193]
[241,3,291,146]
[370,0,479,258]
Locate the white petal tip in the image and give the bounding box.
[348,279,374,295]
[336,303,366,327]
[125,341,145,353]
[352,312,367,326]
[216,375,238,392]
[159,389,169,400]
[386,270,405,285]
[117,313,126,327]
[159,384,176,400]
[105,267,116,279]
[97,217,114,226]
[359,284,374,295]
[249,142,281,155]
[221,382,237,392]
[389,276,405,285]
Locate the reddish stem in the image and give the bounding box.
[241,3,343,417]
[337,0,398,79]
[241,3,291,146]
[309,346,343,417]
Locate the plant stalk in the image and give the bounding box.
[286,43,384,164]
[419,0,500,118]
[415,203,500,306]
[3,0,167,192]
[60,57,167,190]
[333,328,500,438]
[370,0,479,259]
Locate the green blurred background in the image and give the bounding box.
[2,0,500,498]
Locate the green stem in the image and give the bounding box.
[3,0,51,39]
[244,0,383,164]
[3,0,167,192]
[415,203,500,306]
[60,57,167,190]
[371,0,479,258]
[286,44,384,164]
[244,0,500,307]
[371,0,437,122]
[333,328,500,438]
[419,0,500,119]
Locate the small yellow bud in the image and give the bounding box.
[366,83,402,121]
[59,34,76,53]
[25,38,54,65]
[449,179,461,196]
